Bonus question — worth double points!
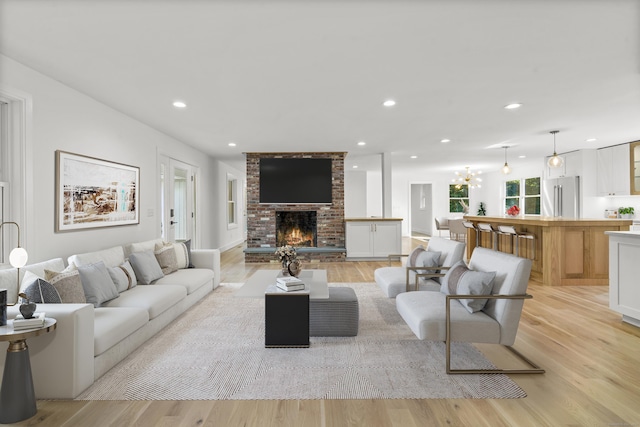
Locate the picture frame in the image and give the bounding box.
[55,150,140,231]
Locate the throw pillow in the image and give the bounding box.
[108,260,137,292]
[129,250,164,285]
[155,243,178,275]
[44,269,87,304]
[23,277,62,304]
[172,242,189,269]
[415,250,441,277]
[440,261,496,313]
[407,245,425,268]
[77,261,120,308]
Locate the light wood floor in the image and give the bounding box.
[14,238,640,426]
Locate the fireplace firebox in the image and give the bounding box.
[276,211,317,247]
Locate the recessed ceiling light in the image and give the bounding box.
[441,139,451,143]
[383,99,396,107]
[410,155,417,159]
[172,101,187,108]
[352,165,359,169]
[228,142,237,147]
[504,103,522,110]
[519,155,526,159]
[586,138,597,142]
[357,141,366,146]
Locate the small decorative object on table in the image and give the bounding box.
[275,245,301,276]
[477,202,487,216]
[506,205,520,217]
[18,292,36,319]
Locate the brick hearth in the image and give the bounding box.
[244,152,346,263]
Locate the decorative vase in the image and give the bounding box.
[287,259,302,277]
[281,260,291,276]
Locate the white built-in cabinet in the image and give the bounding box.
[597,144,630,196]
[544,150,582,179]
[607,231,640,327]
[345,218,402,258]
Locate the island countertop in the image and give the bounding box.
[462,215,632,286]
[463,215,633,227]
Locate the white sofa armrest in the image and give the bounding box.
[1,303,95,399]
[191,248,221,288]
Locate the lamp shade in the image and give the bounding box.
[9,247,28,268]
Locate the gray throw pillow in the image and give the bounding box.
[415,250,441,281]
[78,261,120,308]
[440,261,496,313]
[23,278,63,303]
[155,243,178,275]
[129,250,164,285]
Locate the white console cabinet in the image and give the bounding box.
[607,231,640,327]
[345,218,402,258]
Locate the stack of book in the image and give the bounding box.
[13,312,46,331]
[276,276,305,292]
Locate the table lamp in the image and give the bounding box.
[0,221,28,325]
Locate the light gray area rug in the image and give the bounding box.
[77,283,526,400]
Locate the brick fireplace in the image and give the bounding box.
[244,152,346,262]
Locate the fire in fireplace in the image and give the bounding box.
[276,211,317,247]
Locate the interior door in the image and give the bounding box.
[160,156,197,244]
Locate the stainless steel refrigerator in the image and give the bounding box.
[542,176,581,218]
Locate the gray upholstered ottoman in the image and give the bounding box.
[310,287,359,337]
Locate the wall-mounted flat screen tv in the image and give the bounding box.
[260,158,332,204]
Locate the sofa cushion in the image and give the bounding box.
[101,284,186,319]
[396,290,500,341]
[45,269,87,304]
[129,251,164,285]
[126,238,164,256]
[93,307,149,356]
[77,261,120,308]
[440,261,496,313]
[153,268,214,294]
[107,261,137,293]
[21,272,62,303]
[154,243,178,275]
[68,246,126,269]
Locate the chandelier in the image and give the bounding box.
[453,166,482,189]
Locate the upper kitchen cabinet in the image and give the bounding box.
[544,151,582,179]
[631,141,640,195]
[597,144,630,196]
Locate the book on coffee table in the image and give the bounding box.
[276,276,304,286]
[13,312,46,330]
[276,283,306,292]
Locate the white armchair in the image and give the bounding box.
[374,237,466,298]
[434,217,450,236]
[395,247,544,374]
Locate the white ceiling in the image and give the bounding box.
[1,0,639,173]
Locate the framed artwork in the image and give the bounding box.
[55,150,139,231]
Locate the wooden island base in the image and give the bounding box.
[463,216,632,286]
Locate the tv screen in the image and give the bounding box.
[260,158,332,204]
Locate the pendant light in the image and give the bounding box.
[501,146,511,175]
[547,130,564,168]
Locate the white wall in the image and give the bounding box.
[0,54,226,263]
[344,170,367,217]
[211,159,246,251]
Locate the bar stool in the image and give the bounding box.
[462,221,478,248]
[477,223,497,250]
[517,231,536,260]
[496,225,518,254]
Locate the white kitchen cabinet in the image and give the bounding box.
[607,231,640,327]
[597,144,630,196]
[544,150,582,179]
[345,219,402,258]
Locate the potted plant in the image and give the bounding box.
[619,207,635,219]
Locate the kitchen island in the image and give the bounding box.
[463,215,632,286]
[606,231,640,327]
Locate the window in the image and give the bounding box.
[504,177,541,215]
[227,174,238,228]
[449,184,469,213]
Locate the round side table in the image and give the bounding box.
[0,317,56,424]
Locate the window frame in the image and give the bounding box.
[449,184,469,214]
[504,176,541,215]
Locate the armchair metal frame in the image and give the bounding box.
[385,254,450,293]
[445,293,545,375]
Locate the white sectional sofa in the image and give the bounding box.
[0,238,220,399]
